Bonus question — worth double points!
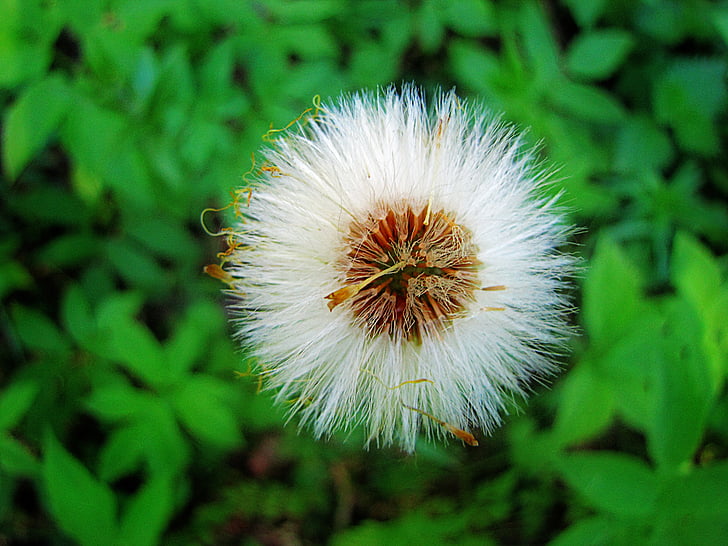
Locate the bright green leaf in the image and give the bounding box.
[648,300,717,469]
[559,451,658,517]
[61,284,96,348]
[566,30,634,80]
[0,378,39,430]
[443,0,496,37]
[582,236,643,349]
[562,0,609,27]
[549,515,645,546]
[553,363,614,446]
[85,383,156,423]
[671,232,722,311]
[42,432,118,546]
[10,304,70,355]
[118,476,175,546]
[2,74,71,179]
[548,81,625,123]
[171,377,242,449]
[0,433,39,477]
[97,424,146,482]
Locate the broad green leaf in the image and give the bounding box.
[140,404,190,476]
[97,424,146,482]
[42,433,117,546]
[443,0,496,37]
[164,300,223,376]
[85,383,156,423]
[0,378,39,430]
[0,261,32,299]
[653,57,728,155]
[171,376,242,449]
[519,2,560,84]
[37,232,101,269]
[595,312,662,432]
[614,116,673,174]
[553,363,614,446]
[549,515,645,546]
[448,39,500,94]
[658,461,728,516]
[2,74,72,179]
[558,452,658,517]
[61,284,96,348]
[105,238,168,293]
[562,0,609,27]
[547,81,625,123]
[416,0,444,53]
[582,236,643,349]
[95,292,169,387]
[101,319,169,387]
[0,433,39,477]
[10,304,70,355]
[648,300,716,469]
[671,232,722,311]
[118,476,175,546]
[566,30,634,80]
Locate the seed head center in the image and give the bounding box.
[337,202,480,339]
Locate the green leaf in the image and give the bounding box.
[37,232,101,268]
[118,476,175,546]
[653,57,728,155]
[566,30,634,80]
[614,116,673,174]
[519,2,560,83]
[164,300,223,376]
[653,461,728,544]
[97,424,146,482]
[582,236,643,349]
[558,452,658,517]
[2,74,72,179]
[549,515,644,546]
[553,363,614,446]
[42,433,117,546]
[443,0,496,37]
[171,376,242,449]
[105,238,168,293]
[448,39,500,94]
[95,292,169,387]
[671,232,722,311]
[562,0,609,27]
[595,312,662,432]
[0,378,39,430]
[648,300,717,469]
[10,304,70,355]
[100,318,169,388]
[0,433,39,477]
[140,404,190,476]
[658,461,728,516]
[61,284,96,348]
[547,81,625,123]
[0,261,32,299]
[85,383,156,423]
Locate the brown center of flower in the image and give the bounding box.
[327,201,481,340]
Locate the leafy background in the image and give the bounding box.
[1,0,727,544]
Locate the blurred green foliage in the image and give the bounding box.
[1,0,727,544]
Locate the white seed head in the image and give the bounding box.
[222,85,575,452]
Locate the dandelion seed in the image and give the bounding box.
[216,85,575,452]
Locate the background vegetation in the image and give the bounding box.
[2,0,727,544]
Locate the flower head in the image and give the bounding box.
[218,85,574,452]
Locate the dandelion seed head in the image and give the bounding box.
[219,85,575,452]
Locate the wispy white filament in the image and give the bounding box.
[225,85,574,452]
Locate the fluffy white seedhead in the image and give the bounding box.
[223,85,574,452]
